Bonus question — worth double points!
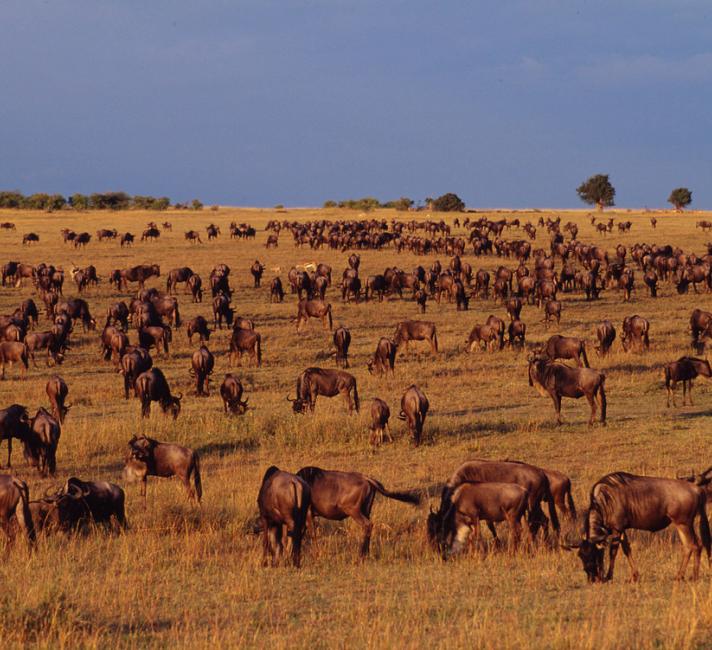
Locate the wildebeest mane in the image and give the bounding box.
[295,466,324,484]
[261,465,280,484]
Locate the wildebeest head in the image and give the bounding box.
[562,539,606,583]
[286,395,307,414]
[167,394,182,419]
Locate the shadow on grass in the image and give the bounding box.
[196,438,260,457]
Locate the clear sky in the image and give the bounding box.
[1,1,710,208]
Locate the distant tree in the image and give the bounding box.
[0,191,24,208]
[153,197,170,211]
[577,174,615,210]
[668,187,692,211]
[70,193,89,210]
[392,197,414,211]
[431,193,465,212]
[190,199,204,210]
[323,200,337,208]
[274,204,284,210]
[25,193,51,210]
[46,194,67,212]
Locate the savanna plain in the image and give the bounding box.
[1,206,712,649]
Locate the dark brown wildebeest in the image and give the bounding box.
[185,230,203,243]
[0,474,35,546]
[46,375,70,424]
[186,316,211,343]
[474,269,490,298]
[23,407,61,477]
[393,320,438,354]
[0,342,29,379]
[232,315,255,331]
[0,222,16,230]
[141,227,160,242]
[187,274,203,303]
[528,354,606,426]
[18,299,39,329]
[341,276,362,303]
[333,326,351,368]
[270,277,285,303]
[427,481,533,558]
[166,267,194,294]
[664,357,712,407]
[541,334,589,367]
[296,466,419,558]
[564,472,710,582]
[24,331,65,367]
[58,477,127,531]
[595,320,616,356]
[643,270,658,297]
[543,467,577,521]
[120,232,134,247]
[505,297,522,321]
[162,221,172,231]
[621,315,650,352]
[100,325,125,363]
[250,260,265,287]
[96,228,118,241]
[288,367,359,414]
[206,224,220,240]
[105,301,129,330]
[369,398,391,446]
[690,308,712,347]
[542,299,562,328]
[120,346,153,398]
[56,298,96,332]
[367,337,396,377]
[294,299,332,332]
[135,368,182,419]
[138,324,172,358]
[508,319,526,349]
[190,345,215,396]
[151,295,181,328]
[22,232,39,245]
[229,327,262,367]
[124,435,201,503]
[0,404,31,468]
[365,275,387,302]
[265,233,279,248]
[117,264,161,290]
[212,292,234,329]
[485,315,506,350]
[220,374,249,414]
[73,232,91,248]
[466,323,500,353]
[313,275,328,301]
[14,262,35,288]
[1,262,18,287]
[414,288,427,313]
[257,466,310,568]
[399,384,429,446]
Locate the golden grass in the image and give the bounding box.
[0,206,711,648]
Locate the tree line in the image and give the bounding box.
[0,191,205,212]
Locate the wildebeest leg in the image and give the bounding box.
[674,524,700,580]
[486,521,498,541]
[586,392,597,426]
[508,515,521,552]
[668,381,675,408]
[550,392,562,425]
[353,511,373,558]
[619,533,640,582]
[688,380,693,406]
[384,421,393,443]
[341,388,353,414]
[605,540,620,581]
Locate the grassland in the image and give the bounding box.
[0,205,711,648]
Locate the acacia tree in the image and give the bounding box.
[576,174,615,211]
[668,187,692,211]
[431,193,465,212]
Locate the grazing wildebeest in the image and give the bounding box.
[505,297,522,321]
[167,267,194,294]
[485,315,506,350]
[0,342,29,379]
[124,435,201,503]
[664,356,712,407]
[288,368,359,414]
[296,466,419,558]
[265,233,279,248]
[341,276,362,303]
[186,315,211,343]
[564,472,710,582]
[229,327,262,367]
[369,398,391,446]
[257,466,310,568]
[24,331,65,367]
[212,292,234,329]
[367,337,397,377]
[250,260,265,287]
[105,301,130,330]
[365,275,387,302]
[595,320,616,356]
[466,323,500,353]
[294,299,332,332]
[185,230,203,243]
[138,324,172,358]
[399,385,429,446]
[19,299,39,329]
[508,319,526,349]
[116,264,160,290]
[690,308,712,348]
[542,299,562,327]
[141,227,160,242]
[23,407,61,477]
[621,315,650,352]
[270,277,285,303]
[206,224,220,240]
[100,325,128,364]
[73,232,91,248]
[22,232,40,245]
[0,474,35,546]
[232,315,255,331]
[541,335,589,367]
[333,326,351,368]
[190,345,215,396]
[528,354,606,426]
[58,477,127,531]
[393,320,438,353]
[46,375,70,424]
[120,232,134,247]
[56,298,96,332]
[120,346,152,399]
[187,274,203,303]
[135,368,182,419]
[427,482,533,557]
[220,374,249,414]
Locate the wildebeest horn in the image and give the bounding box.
[175,393,183,400]
[286,395,295,402]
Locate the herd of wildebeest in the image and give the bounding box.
[1,212,712,584]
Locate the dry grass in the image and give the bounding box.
[0,206,711,648]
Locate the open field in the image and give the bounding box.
[0,206,712,648]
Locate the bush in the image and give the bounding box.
[70,193,89,210]
[668,187,692,211]
[323,200,337,208]
[190,199,204,211]
[577,174,615,210]
[0,191,24,209]
[431,193,465,212]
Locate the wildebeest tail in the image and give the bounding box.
[664,366,671,390]
[13,477,35,543]
[544,484,561,534]
[580,342,590,368]
[352,381,360,412]
[326,304,333,330]
[367,478,420,505]
[192,454,202,503]
[432,329,439,352]
[599,375,607,422]
[256,333,262,367]
[174,301,181,328]
[565,486,577,520]
[698,493,711,563]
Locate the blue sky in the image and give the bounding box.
[1,1,710,208]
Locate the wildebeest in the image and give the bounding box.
[250,260,265,287]
[220,374,249,414]
[141,227,160,241]
[269,277,285,303]
[508,319,526,349]
[367,337,396,376]
[466,323,500,353]
[0,342,29,379]
[23,407,61,476]
[59,477,127,531]
[399,385,429,446]
[120,232,134,247]
[257,466,310,568]
[690,308,712,345]
[564,472,710,582]
[542,299,562,327]
[187,274,203,302]
[124,435,201,503]
[120,346,153,399]
[56,298,96,332]
[190,345,215,396]
[186,315,211,343]
[595,320,616,356]
[369,398,391,446]
[138,325,172,358]
[528,354,606,426]
[135,368,182,419]
[288,367,359,414]
[212,292,234,329]
[46,375,70,424]
[185,230,203,243]
[167,267,194,294]
[0,474,35,545]
[105,301,130,330]
[393,320,438,353]
[664,356,712,407]
[24,330,65,367]
[296,466,419,558]
[541,335,589,368]
[621,315,650,352]
[0,404,31,468]
[294,299,332,332]
[22,232,40,245]
[206,224,220,240]
[229,327,262,367]
[113,264,160,290]
[333,326,351,368]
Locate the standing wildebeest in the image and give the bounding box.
[333,326,351,368]
[167,267,194,294]
[270,277,285,302]
[664,356,712,407]
[24,331,65,367]
[595,320,616,356]
[528,354,606,426]
[57,477,127,531]
[135,368,182,419]
[73,232,91,248]
[105,301,130,330]
[141,227,160,242]
[399,385,429,446]
[485,315,506,350]
[46,375,70,424]
[0,342,29,379]
[23,407,61,476]
[212,292,234,329]
[220,374,249,414]
[542,299,562,328]
[206,224,220,240]
[186,315,211,343]
[296,466,419,558]
[187,274,203,303]
[185,230,203,244]
[367,337,397,376]
[250,260,265,287]
[564,472,710,582]
[190,345,214,396]
[393,320,438,353]
[138,325,172,358]
[690,308,712,348]
[22,232,40,245]
[123,435,202,503]
[120,232,134,247]
[294,299,332,332]
[508,319,526,349]
[117,264,161,290]
[541,335,589,367]
[120,346,153,399]
[288,368,359,414]
[0,474,35,546]
[621,315,650,352]
[56,298,96,332]
[257,466,310,568]
[229,327,262,367]
[466,323,500,353]
[369,398,391,446]
[0,404,31,468]
[265,233,279,248]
